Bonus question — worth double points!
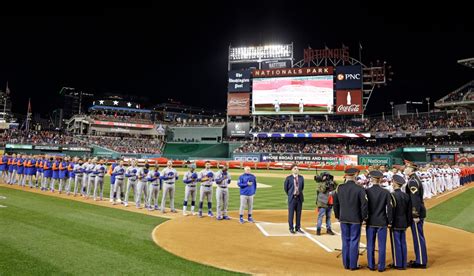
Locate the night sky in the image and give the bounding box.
[0,2,472,116]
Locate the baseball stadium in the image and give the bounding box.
[0,13,473,276]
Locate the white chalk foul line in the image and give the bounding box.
[0,196,6,199]
[0,205,6,208]
[255,222,271,237]
[301,229,334,253]
[255,221,334,252]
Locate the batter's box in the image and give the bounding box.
[255,222,305,237]
[256,221,367,253]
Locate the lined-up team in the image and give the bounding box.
[0,154,257,222]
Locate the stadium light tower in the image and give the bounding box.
[390,101,394,119]
[228,43,294,70]
[426,97,430,114]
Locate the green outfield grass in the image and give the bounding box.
[0,186,241,275]
[426,188,474,233]
[82,169,344,211]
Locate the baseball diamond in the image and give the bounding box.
[0,8,473,276]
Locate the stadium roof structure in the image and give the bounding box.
[458,57,474,69]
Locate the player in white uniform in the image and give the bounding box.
[182,162,198,216]
[453,167,461,188]
[427,166,437,196]
[136,164,150,209]
[419,169,432,199]
[85,159,97,198]
[112,161,126,205]
[380,166,393,193]
[147,164,161,211]
[124,160,139,207]
[215,164,232,220]
[434,166,443,194]
[356,171,369,188]
[73,159,84,196]
[198,161,214,218]
[81,159,90,196]
[93,159,107,201]
[160,160,178,213]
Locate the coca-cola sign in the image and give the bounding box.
[335,90,363,114]
[337,104,360,113]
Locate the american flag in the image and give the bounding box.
[5,81,10,95]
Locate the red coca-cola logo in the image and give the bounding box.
[337,104,360,113]
[335,90,363,114]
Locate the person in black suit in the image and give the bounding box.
[404,161,428,268]
[284,164,305,234]
[365,170,393,272]
[389,174,412,270]
[333,167,368,270]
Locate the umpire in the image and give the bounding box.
[334,168,368,270]
[365,170,393,272]
[404,161,428,268]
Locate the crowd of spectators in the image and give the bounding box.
[251,112,472,133]
[438,81,473,103]
[75,135,163,154]
[371,112,471,132]
[0,130,86,146]
[233,137,473,155]
[168,117,226,127]
[89,111,153,125]
[0,130,163,154]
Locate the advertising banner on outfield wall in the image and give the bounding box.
[233,153,261,162]
[227,93,250,116]
[358,155,392,167]
[261,153,357,165]
[34,145,60,151]
[5,144,33,149]
[228,69,251,92]
[335,65,362,89]
[226,122,250,137]
[335,90,363,114]
[455,153,474,163]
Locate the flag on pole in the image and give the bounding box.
[26,98,32,132]
[5,81,10,95]
[359,42,363,50]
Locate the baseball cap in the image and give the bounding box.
[392,175,406,185]
[369,170,383,179]
[344,167,359,175]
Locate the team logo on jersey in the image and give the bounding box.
[410,186,418,194]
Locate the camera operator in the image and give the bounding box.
[315,172,336,236]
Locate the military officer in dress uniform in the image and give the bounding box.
[365,170,393,272]
[333,167,368,270]
[389,175,412,270]
[404,161,428,268]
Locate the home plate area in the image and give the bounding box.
[255,221,367,254]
